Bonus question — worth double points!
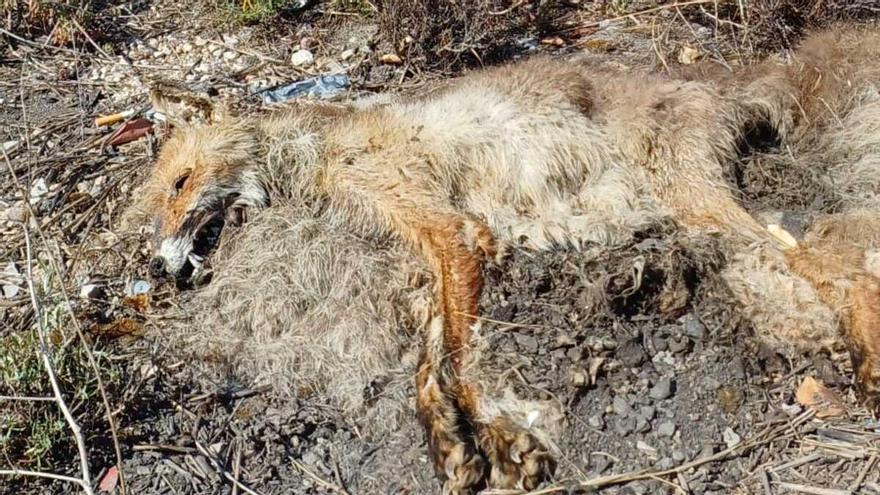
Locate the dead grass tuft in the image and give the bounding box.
[0,0,96,45]
[375,0,570,71]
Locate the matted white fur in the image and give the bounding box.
[170,205,431,435]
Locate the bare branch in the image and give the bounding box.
[22,227,96,495]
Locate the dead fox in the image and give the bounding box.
[139,24,880,493]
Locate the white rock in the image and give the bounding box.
[194,36,208,47]
[29,178,48,199]
[223,51,238,61]
[2,262,21,299]
[290,49,314,67]
[340,48,356,61]
[4,203,27,223]
[722,427,741,448]
[80,283,101,299]
[180,42,193,53]
[636,441,658,457]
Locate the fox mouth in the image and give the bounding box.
[176,214,226,288]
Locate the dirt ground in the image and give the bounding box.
[2,1,880,494]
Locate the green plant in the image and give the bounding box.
[0,260,121,470]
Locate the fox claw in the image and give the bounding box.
[440,443,485,495]
[480,418,555,490]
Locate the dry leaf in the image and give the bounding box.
[796,376,846,418]
[678,45,702,65]
[91,318,145,339]
[99,465,118,492]
[123,293,151,313]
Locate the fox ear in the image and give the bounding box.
[148,80,235,127]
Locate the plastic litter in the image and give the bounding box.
[259,74,350,104]
[126,279,151,297]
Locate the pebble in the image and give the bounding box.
[5,204,27,223]
[79,283,102,300]
[614,417,636,436]
[657,457,674,470]
[291,49,315,67]
[587,414,604,429]
[624,481,648,494]
[722,427,741,448]
[569,368,587,387]
[2,262,20,299]
[649,378,674,401]
[340,48,356,61]
[636,440,658,457]
[515,333,538,353]
[613,395,634,416]
[29,178,48,199]
[223,51,238,61]
[683,314,706,339]
[638,405,656,421]
[672,449,686,462]
[657,421,676,437]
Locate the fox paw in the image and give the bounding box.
[438,443,485,495]
[478,419,555,490]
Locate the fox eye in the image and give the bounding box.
[172,172,190,196]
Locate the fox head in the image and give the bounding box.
[142,88,268,284]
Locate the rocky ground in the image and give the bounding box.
[2,1,880,494]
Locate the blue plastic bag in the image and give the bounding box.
[259,74,350,104]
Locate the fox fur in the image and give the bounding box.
[137,23,880,493]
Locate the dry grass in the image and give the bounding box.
[0,0,96,45]
[374,0,570,71]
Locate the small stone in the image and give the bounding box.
[587,414,604,429]
[683,314,706,339]
[722,427,741,448]
[2,284,19,299]
[657,421,676,437]
[194,36,208,47]
[290,49,315,67]
[592,455,612,474]
[649,378,674,401]
[656,457,675,470]
[636,440,658,457]
[29,178,48,199]
[638,405,656,421]
[569,369,587,388]
[614,417,636,436]
[222,51,238,61]
[556,334,576,348]
[515,334,538,353]
[340,48,356,61]
[613,395,633,416]
[300,37,316,50]
[698,443,715,459]
[672,449,686,462]
[79,283,102,300]
[5,204,27,223]
[624,481,648,494]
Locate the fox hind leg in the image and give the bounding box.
[325,169,555,490]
